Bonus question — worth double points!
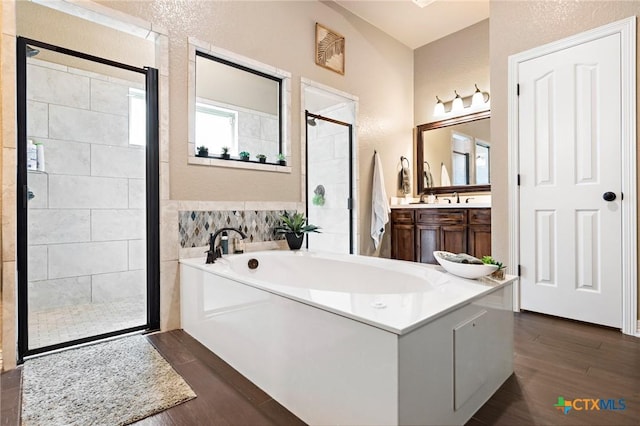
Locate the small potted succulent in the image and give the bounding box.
[196,145,209,158]
[482,256,506,280]
[277,153,286,166]
[274,211,321,250]
[256,153,267,164]
[239,151,250,161]
[221,146,231,160]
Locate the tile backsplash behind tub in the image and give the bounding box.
[178,209,293,248]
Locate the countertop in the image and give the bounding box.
[391,202,491,209]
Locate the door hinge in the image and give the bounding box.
[517,84,520,96]
[621,192,624,200]
[22,185,28,209]
[517,174,521,186]
[347,198,353,209]
[518,265,521,276]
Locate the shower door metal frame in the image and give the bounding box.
[304,110,354,253]
[16,37,160,362]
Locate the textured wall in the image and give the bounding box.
[414,19,490,126]
[99,0,414,256]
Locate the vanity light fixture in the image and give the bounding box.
[434,96,445,116]
[451,91,464,112]
[433,84,490,116]
[471,84,485,107]
[412,0,436,8]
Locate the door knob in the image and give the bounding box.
[603,192,616,202]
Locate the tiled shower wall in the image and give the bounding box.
[236,108,279,160]
[26,58,146,311]
[306,104,353,253]
[178,210,291,248]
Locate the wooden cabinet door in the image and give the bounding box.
[441,225,467,255]
[468,224,492,259]
[416,224,440,264]
[391,223,415,261]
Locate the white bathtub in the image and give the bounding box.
[180,251,515,425]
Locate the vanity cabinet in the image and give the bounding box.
[391,208,491,264]
[390,210,415,261]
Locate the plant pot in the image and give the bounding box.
[196,151,208,158]
[490,269,505,280]
[241,157,250,161]
[258,158,266,164]
[284,233,304,250]
[278,160,287,166]
[221,153,230,160]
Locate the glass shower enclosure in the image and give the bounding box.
[16,37,160,360]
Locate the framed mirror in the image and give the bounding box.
[188,39,291,169]
[416,110,490,194]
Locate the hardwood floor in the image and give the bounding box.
[1,312,639,425]
[469,312,640,425]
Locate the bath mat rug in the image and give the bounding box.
[21,334,196,425]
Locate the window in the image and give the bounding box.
[128,88,146,146]
[195,102,238,155]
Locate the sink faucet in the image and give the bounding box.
[419,193,428,203]
[206,227,248,264]
[452,192,460,203]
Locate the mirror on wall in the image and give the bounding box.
[416,110,491,194]
[191,49,287,165]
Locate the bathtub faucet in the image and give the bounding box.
[206,227,248,264]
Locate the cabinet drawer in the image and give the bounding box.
[416,209,466,225]
[391,209,415,224]
[468,208,491,225]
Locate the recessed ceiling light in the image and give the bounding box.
[412,0,436,8]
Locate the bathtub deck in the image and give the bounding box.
[2,314,640,425]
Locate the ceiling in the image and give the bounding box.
[334,0,489,50]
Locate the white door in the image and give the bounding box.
[518,33,622,327]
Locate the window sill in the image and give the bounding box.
[188,155,292,173]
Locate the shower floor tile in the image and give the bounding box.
[28,299,146,349]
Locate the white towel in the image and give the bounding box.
[441,162,451,187]
[371,152,391,250]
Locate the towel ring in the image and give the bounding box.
[400,156,410,169]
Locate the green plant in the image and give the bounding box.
[256,154,267,160]
[196,145,209,156]
[274,211,321,237]
[482,256,505,270]
[277,153,286,161]
[221,146,230,154]
[239,151,250,159]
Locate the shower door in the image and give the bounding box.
[305,111,353,254]
[16,38,160,360]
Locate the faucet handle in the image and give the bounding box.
[465,197,474,204]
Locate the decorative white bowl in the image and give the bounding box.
[433,251,498,279]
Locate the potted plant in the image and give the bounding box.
[482,256,506,280]
[221,146,231,160]
[239,151,250,161]
[274,211,321,250]
[196,145,209,157]
[256,153,267,164]
[277,153,286,166]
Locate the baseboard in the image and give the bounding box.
[637,320,640,336]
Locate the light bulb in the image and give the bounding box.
[451,91,464,112]
[433,96,445,116]
[472,84,485,107]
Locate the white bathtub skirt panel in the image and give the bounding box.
[180,264,399,425]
